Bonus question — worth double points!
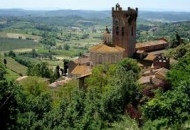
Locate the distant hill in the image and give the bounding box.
[138,11,190,22]
[0,9,190,22]
[0,9,111,19]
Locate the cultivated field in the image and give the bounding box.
[5,68,20,81]
[6,57,28,76]
[7,33,41,41]
[0,37,40,51]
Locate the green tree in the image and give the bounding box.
[3,58,7,66]
[63,43,70,50]
[27,62,53,80]
[15,77,52,129]
[117,58,140,80]
[142,53,190,129]
[0,58,18,129]
[0,59,6,80]
[81,88,104,129]
[8,50,16,58]
[0,81,19,130]
[32,49,38,58]
[40,38,56,46]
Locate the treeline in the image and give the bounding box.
[154,21,190,41]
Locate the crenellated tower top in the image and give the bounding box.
[112,3,138,25]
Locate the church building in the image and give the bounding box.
[89,3,138,65]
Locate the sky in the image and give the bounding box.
[0,0,190,12]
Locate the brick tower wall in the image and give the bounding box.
[112,4,138,57]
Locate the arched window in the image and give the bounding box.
[131,27,133,36]
[116,26,119,35]
[122,27,124,36]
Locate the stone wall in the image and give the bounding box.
[90,52,123,65]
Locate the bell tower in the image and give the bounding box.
[112,3,138,57]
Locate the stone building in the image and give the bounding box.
[89,3,138,65]
[68,54,92,77]
[69,4,138,77]
[153,55,170,69]
[89,27,124,65]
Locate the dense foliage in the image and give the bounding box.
[27,62,54,80]
[0,58,141,129]
[142,51,190,129]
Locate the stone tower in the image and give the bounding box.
[112,3,138,57]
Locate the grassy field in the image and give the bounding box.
[6,57,28,76]
[7,33,41,41]
[16,55,63,68]
[0,37,40,51]
[5,68,20,81]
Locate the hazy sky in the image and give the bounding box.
[0,0,190,11]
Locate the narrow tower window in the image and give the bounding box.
[116,26,119,35]
[131,27,133,36]
[122,27,124,36]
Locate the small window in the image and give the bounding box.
[122,27,124,36]
[131,27,133,36]
[116,26,119,35]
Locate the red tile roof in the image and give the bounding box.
[145,54,157,61]
[71,65,91,76]
[136,39,168,49]
[89,43,124,53]
[72,55,90,64]
[155,68,169,80]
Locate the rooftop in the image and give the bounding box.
[144,54,157,61]
[89,43,125,53]
[136,39,168,49]
[71,64,91,76]
[71,55,90,65]
[155,67,169,79]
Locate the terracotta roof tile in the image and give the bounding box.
[138,75,155,84]
[136,40,168,49]
[155,68,169,80]
[72,56,90,64]
[89,43,125,53]
[145,54,157,61]
[71,65,91,76]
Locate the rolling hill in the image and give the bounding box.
[0,9,190,22]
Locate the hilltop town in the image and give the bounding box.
[1,3,190,130]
